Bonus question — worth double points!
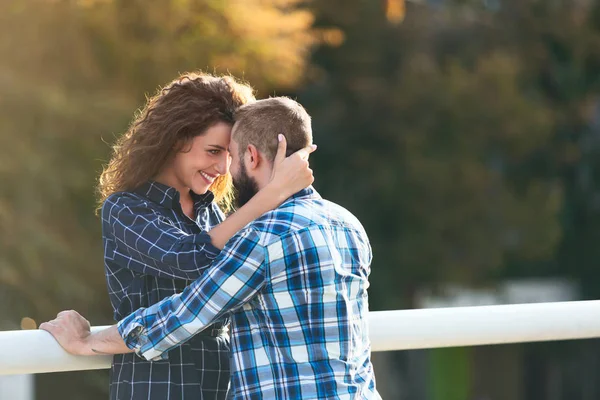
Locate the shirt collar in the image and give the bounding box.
[286,186,321,203]
[134,181,214,210]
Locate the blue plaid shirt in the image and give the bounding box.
[118,187,378,399]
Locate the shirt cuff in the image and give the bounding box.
[192,231,221,260]
[117,312,169,361]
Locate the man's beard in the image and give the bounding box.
[232,161,259,209]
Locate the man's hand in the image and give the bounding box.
[39,310,94,356]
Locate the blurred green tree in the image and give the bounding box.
[491,0,600,299]
[301,0,563,309]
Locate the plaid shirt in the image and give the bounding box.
[118,187,379,400]
[102,181,230,400]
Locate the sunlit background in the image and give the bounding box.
[2,0,600,399]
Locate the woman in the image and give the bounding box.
[97,72,314,399]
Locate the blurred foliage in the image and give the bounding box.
[301,0,600,308]
[0,0,314,322]
[0,1,314,396]
[3,0,600,398]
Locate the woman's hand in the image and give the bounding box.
[267,134,317,200]
[206,135,317,250]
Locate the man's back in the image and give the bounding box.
[226,187,376,399]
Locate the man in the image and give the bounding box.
[42,97,379,399]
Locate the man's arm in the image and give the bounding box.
[41,228,268,359]
[117,228,268,360]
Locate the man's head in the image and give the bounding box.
[229,97,313,207]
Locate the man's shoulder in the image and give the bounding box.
[245,201,312,244]
[248,196,367,244]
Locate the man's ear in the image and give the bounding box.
[246,144,261,171]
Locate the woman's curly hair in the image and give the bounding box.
[97,72,255,213]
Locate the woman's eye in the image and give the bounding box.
[209,150,220,155]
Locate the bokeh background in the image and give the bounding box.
[2,0,600,399]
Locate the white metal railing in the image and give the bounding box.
[2,300,600,375]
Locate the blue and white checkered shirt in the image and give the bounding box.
[118,187,378,399]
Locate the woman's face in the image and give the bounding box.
[163,121,232,195]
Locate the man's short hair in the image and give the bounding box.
[233,97,312,162]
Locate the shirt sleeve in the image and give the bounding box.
[117,227,268,361]
[102,194,221,280]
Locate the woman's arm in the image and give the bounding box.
[207,135,316,249]
[104,136,315,279]
[41,227,269,359]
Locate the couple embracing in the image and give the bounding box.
[42,72,380,400]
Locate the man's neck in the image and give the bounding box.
[253,171,271,192]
